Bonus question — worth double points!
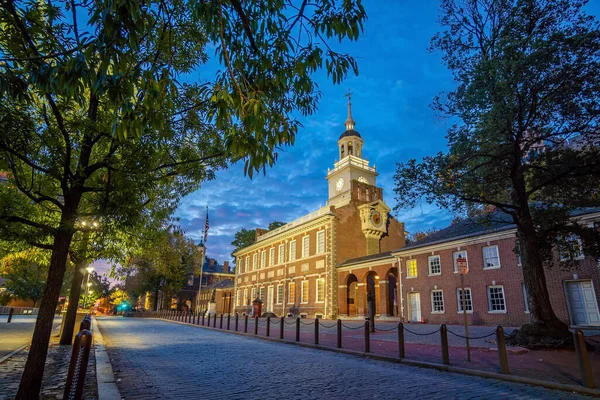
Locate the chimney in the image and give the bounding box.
[255,228,269,240]
[223,261,229,272]
[209,258,215,271]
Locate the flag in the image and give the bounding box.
[203,206,209,243]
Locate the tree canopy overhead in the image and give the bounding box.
[0,0,366,396]
[394,0,600,344]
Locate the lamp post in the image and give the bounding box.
[84,266,94,309]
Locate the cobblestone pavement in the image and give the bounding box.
[0,319,97,400]
[97,316,593,399]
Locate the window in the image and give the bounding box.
[259,287,265,302]
[487,286,506,312]
[453,251,468,273]
[482,245,500,269]
[269,248,275,266]
[431,290,444,313]
[302,236,310,258]
[428,255,441,275]
[261,250,267,269]
[559,234,585,261]
[246,256,250,272]
[278,244,285,264]
[252,254,257,271]
[406,259,417,278]
[289,240,297,261]
[457,288,473,312]
[277,284,283,304]
[238,258,244,274]
[522,283,531,313]
[317,231,325,254]
[251,287,256,300]
[244,288,248,306]
[288,282,296,304]
[236,290,241,307]
[301,280,309,303]
[316,278,325,303]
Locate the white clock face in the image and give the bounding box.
[336,178,344,192]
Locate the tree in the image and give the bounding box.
[231,221,287,260]
[0,249,48,307]
[394,0,600,345]
[406,227,440,244]
[0,1,366,396]
[80,271,112,308]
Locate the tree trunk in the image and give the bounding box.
[154,288,160,311]
[59,260,85,345]
[16,230,73,399]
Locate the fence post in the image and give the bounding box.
[364,320,370,353]
[496,326,509,374]
[213,313,217,328]
[219,313,223,329]
[398,322,405,359]
[574,329,595,388]
[207,313,211,327]
[313,318,319,345]
[254,316,259,335]
[7,307,14,323]
[227,314,231,330]
[63,330,92,400]
[280,316,284,340]
[266,316,271,337]
[202,313,205,326]
[295,317,300,342]
[235,313,239,332]
[337,319,342,349]
[440,324,449,365]
[244,314,248,333]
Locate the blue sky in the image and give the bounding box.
[111,0,600,268]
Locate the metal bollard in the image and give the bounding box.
[296,317,300,342]
[227,314,231,330]
[7,307,14,323]
[207,314,211,327]
[63,330,92,400]
[398,322,405,359]
[280,316,284,340]
[364,321,370,353]
[254,316,259,335]
[440,324,449,365]
[235,314,239,332]
[213,313,217,328]
[220,313,223,329]
[202,313,205,326]
[266,316,271,337]
[337,319,342,349]
[315,318,319,345]
[244,315,248,333]
[574,329,595,388]
[496,326,509,374]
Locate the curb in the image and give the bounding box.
[0,344,28,364]
[143,317,600,398]
[92,317,122,400]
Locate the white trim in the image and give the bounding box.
[487,285,507,313]
[316,278,325,303]
[482,245,501,270]
[428,255,441,276]
[430,289,445,314]
[301,280,309,304]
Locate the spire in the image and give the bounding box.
[344,90,355,130]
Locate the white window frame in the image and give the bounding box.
[428,255,441,276]
[453,250,468,273]
[406,259,417,278]
[487,285,507,313]
[302,235,310,258]
[236,290,241,307]
[276,284,283,305]
[515,241,522,267]
[238,257,244,274]
[288,282,296,304]
[244,288,248,306]
[245,256,250,272]
[261,250,267,269]
[482,245,501,269]
[431,290,445,313]
[289,240,297,261]
[456,288,473,313]
[252,254,257,271]
[259,287,265,302]
[316,230,325,254]
[316,278,325,303]
[522,283,530,313]
[301,280,309,304]
[251,287,256,300]
[278,244,285,264]
[269,247,275,266]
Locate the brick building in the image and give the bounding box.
[197,279,235,315]
[233,96,406,318]
[339,209,600,327]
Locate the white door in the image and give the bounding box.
[267,286,274,312]
[567,281,600,326]
[408,292,421,322]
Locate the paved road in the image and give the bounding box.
[0,315,63,359]
[97,316,591,399]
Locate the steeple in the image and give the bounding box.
[344,90,355,130]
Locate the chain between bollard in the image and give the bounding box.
[403,326,441,336]
[446,328,497,340]
[341,322,364,330]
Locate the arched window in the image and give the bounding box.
[348,143,353,156]
[340,144,345,158]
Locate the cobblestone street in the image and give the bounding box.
[97,316,592,399]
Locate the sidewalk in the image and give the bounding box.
[151,313,600,389]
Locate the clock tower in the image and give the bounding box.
[326,92,379,206]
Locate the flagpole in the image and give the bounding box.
[197,206,209,314]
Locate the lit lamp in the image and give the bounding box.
[85,266,94,308]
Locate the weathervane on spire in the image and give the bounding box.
[343,89,355,130]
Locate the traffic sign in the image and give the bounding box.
[457,257,468,274]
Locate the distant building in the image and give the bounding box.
[197,279,235,315]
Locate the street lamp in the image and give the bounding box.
[84,266,94,309]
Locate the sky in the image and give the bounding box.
[93,0,600,272]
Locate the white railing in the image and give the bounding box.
[327,155,376,175]
[257,206,332,242]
